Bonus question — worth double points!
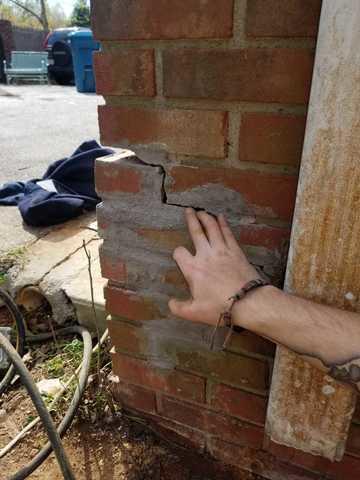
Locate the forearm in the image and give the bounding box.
[169,209,360,392]
[234,286,360,389]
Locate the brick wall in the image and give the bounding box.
[92,1,360,478]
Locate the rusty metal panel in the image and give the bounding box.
[266,0,360,461]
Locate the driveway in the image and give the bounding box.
[0,84,104,183]
[0,84,104,255]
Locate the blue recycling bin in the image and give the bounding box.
[69,30,100,93]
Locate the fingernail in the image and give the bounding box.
[186,207,193,214]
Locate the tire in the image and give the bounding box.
[53,74,74,86]
[50,41,74,86]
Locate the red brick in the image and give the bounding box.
[239,113,306,166]
[227,330,276,359]
[162,396,264,449]
[347,423,360,457]
[163,49,314,105]
[96,161,142,194]
[98,106,228,158]
[209,438,320,479]
[235,224,291,251]
[112,352,206,403]
[210,383,267,426]
[111,378,156,414]
[94,50,155,96]
[152,417,206,451]
[168,166,298,221]
[104,285,161,321]
[265,436,360,478]
[328,454,360,478]
[100,251,127,283]
[108,319,144,355]
[353,397,360,424]
[264,437,331,474]
[176,349,269,394]
[91,0,234,40]
[136,228,192,252]
[138,224,290,253]
[246,0,322,38]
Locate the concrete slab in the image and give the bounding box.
[64,242,107,333]
[0,206,50,256]
[38,236,103,327]
[8,213,97,290]
[4,212,107,331]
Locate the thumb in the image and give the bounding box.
[168,297,193,320]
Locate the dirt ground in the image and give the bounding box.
[0,303,259,480]
[0,389,258,480]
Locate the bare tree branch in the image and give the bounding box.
[6,0,48,29]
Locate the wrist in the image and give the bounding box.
[232,284,284,335]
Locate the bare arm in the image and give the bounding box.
[169,209,360,392]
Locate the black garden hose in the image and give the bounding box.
[0,288,94,479]
[9,325,92,480]
[0,331,76,479]
[0,288,26,396]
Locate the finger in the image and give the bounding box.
[168,297,193,320]
[218,214,241,250]
[185,208,209,252]
[173,246,193,263]
[197,211,226,248]
[173,246,193,280]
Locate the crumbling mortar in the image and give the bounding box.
[103,154,290,373]
[154,48,164,98]
[101,37,316,52]
[104,95,308,116]
[232,0,247,47]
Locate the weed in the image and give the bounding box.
[45,355,65,378]
[44,338,84,380]
[62,338,83,365]
[25,414,36,425]
[0,246,27,279]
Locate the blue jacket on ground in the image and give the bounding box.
[0,140,114,227]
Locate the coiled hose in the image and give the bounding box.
[0,289,93,479]
[0,331,76,479]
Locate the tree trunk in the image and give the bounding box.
[39,0,49,31]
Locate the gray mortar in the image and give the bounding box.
[141,317,215,369]
[101,150,287,369]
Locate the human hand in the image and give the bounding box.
[168,208,260,326]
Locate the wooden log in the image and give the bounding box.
[266,0,360,461]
